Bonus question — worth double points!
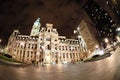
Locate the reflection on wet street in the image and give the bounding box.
[0,48,120,80]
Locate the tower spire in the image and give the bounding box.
[30,18,41,36]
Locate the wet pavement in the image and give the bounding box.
[0,48,120,80]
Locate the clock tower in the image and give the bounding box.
[30,18,41,36]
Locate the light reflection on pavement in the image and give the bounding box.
[0,48,120,80]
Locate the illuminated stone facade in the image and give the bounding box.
[7,18,93,64]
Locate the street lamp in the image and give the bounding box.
[0,39,2,43]
[74,30,77,34]
[104,38,109,43]
[117,27,120,31]
[95,45,99,49]
[77,26,80,31]
[116,27,120,42]
[104,38,109,48]
[0,39,2,49]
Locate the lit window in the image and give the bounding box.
[95,9,98,12]
[106,1,108,4]
[105,13,108,15]
[110,29,112,32]
[110,20,113,22]
[85,6,88,8]
[117,11,119,14]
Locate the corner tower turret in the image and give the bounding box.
[30,18,41,36]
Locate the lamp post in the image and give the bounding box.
[104,38,109,48]
[104,38,109,43]
[116,27,120,42]
[0,39,2,49]
[0,39,3,55]
[95,45,99,49]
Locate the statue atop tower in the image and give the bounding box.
[30,18,41,36]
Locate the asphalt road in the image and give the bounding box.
[0,48,120,80]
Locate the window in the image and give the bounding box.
[31,52,33,58]
[27,51,29,57]
[62,46,64,50]
[70,53,72,58]
[66,53,68,58]
[32,44,34,49]
[59,46,61,50]
[75,47,77,50]
[55,39,57,42]
[48,29,50,32]
[41,38,42,40]
[63,53,65,58]
[106,1,108,4]
[20,50,22,54]
[34,52,36,58]
[76,53,78,58]
[35,44,37,49]
[17,50,19,54]
[47,45,51,50]
[46,38,51,41]
[55,44,57,50]
[28,44,30,48]
[73,53,75,58]
[66,46,67,50]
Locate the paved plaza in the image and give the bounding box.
[0,48,120,80]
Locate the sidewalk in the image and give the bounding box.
[84,52,112,62]
[84,45,119,62]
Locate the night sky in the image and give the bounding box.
[0,0,89,45]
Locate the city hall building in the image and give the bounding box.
[7,18,97,64]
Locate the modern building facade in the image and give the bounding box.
[78,20,99,55]
[106,0,120,21]
[7,18,93,64]
[84,0,117,43]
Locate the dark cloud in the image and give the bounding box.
[0,0,87,45]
